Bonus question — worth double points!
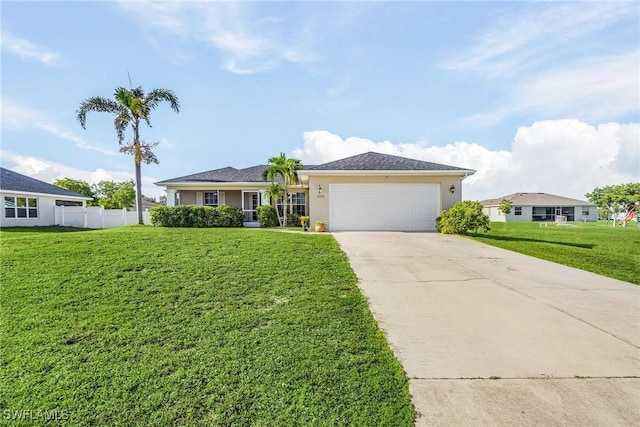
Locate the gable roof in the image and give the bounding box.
[155,165,269,184]
[306,151,472,172]
[155,151,474,187]
[480,192,594,207]
[0,168,92,199]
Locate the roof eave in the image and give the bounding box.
[0,189,92,201]
[299,169,476,177]
[155,181,272,189]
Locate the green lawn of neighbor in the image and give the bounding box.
[0,226,414,426]
[468,222,640,285]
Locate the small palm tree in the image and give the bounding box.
[262,153,302,226]
[264,183,285,226]
[77,86,180,224]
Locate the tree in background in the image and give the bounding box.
[262,153,303,226]
[92,180,136,209]
[586,183,640,227]
[498,199,512,216]
[77,86,180,224]
[53,177,98,206]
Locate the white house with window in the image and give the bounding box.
[0,168,92,227]
[480,192,598,223]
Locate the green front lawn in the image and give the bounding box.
[0,226,414,426]
[468,222,640,285]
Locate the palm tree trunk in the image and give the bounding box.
[135,160,143,225]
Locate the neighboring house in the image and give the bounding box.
[155,152,475,231]
[0,168,93,227]
[480,192,598,223]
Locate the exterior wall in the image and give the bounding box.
[176,190,242,208]
[505,206,533,222]
[483,205,599,222]
[1,192,58,226]
[483,206,506,222]
[307,175,463,230]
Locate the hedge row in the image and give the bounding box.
[150,205,244,228]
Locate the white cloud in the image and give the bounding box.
[117,1,316,74]
[1,31,62,66]
[0,150,165,199]
[446,2,639,126]
[293,120,639,201]
[444,2,636,76]
[1,99,115,155]
[513,50,639,121]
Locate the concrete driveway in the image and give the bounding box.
[333,232,640,426]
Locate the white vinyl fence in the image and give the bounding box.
[54,206,151,228]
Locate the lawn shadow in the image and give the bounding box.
[471,234,595,249]
[0,226,93,233]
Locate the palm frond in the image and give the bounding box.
[76,97,120,128]
[146,88,180,114]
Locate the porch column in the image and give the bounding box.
[166,189,176,206]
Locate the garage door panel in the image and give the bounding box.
[330,183,440,231]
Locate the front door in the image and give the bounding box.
[242,191,260,222]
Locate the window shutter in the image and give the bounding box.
[219,191,225,205]
[196,192,203,205]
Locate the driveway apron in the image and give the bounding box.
[332,232,640,426]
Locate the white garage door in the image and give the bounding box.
[329,183,440,231]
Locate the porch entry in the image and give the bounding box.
[242,191,261,222]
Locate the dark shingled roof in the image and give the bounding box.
[156,165,270,184]
[306,152,471,171]
[0,168,91,199]
[480,192,594,206]
[155,152,472,185]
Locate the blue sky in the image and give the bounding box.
[1,1,638,200]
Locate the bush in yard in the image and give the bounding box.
[150,205,243,227]
[438,200,490,234]
[213,205,244,227]
[286,213,301,227]
[256,205,278,227]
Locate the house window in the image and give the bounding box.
[204,192,218,206]
[277,193,306,216]
[514,206,522,216]
[5,196,38,218]
[582,207,590,216]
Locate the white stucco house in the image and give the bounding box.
[1,168,93,227]
[480,192,598,223]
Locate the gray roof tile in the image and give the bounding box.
[306,151,471,171]
[156,165,269,184]
[156,152,472,185]
[0,168,91,199]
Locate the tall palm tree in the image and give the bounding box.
[77,86,180,224]
[262,153,303,226]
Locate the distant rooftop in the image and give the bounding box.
[480,192,594,206]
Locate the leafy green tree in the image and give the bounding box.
[53,177,98,206]
[585,183,640,227]
[92,180,136,209]
[262,153,303,226]
[77,86,180,224]
[437,200,490,234]
[498,199,512,216]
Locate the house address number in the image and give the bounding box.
[317,195,325,199]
